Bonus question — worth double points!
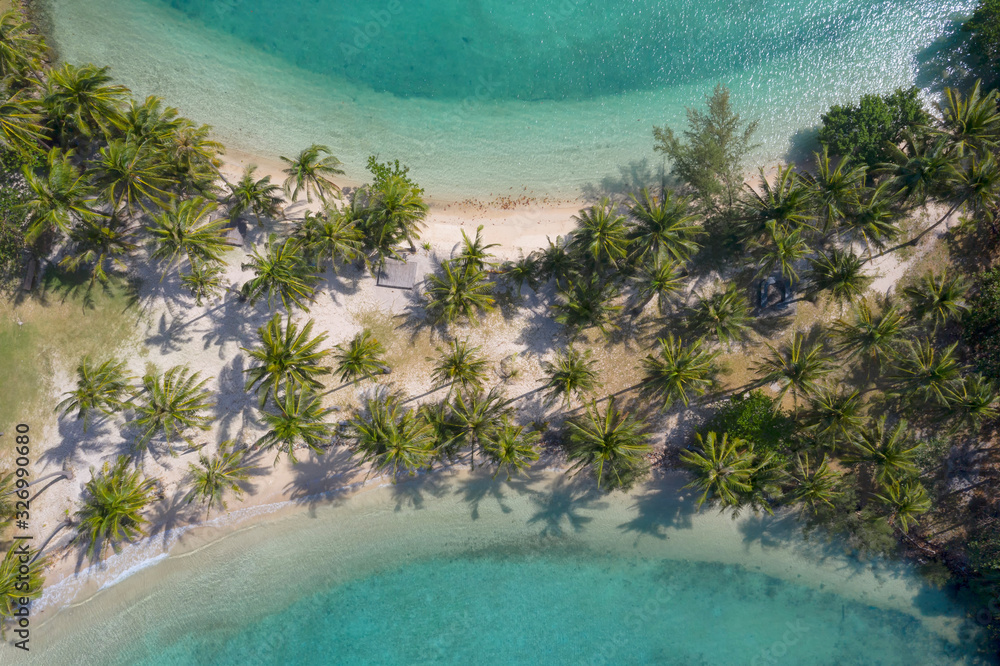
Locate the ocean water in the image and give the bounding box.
[37,0,976,200]
[27,471,988,665]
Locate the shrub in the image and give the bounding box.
[965,0,1000,71]
[818,87,929,169]
[366,156,423,194]
[0,150,29,284]
[701,390,794,453]
[962,267,1000,379]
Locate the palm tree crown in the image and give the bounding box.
[186,442,253,515]
[243,314,330,401]
[56,356,133,431]
[280,144,344,203]
[74,455,156,558]
[565,398,651,491]
[641,334,719,409]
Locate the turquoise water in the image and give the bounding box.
[27,472,989,665]
[38,0,977,199]
[132,557,972,665]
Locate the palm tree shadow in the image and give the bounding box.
[389,471,450,511]
[215,353,258,442]
[44,416,120,467]
[580,158,668,204]
[200,290,264,353]
[145,312,193,353]
[618,474,698,539]
[736,510,804,551]
[453,470,533,520]
[146,485,202,547]
[283,447,360,514]
[525,473,608,537]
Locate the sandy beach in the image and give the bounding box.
[15,134,964,626]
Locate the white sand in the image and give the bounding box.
[24,153,962,615]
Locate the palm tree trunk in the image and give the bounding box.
[31,520,73,563]
[871,198,965,259]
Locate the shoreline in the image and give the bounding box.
[32,465,976,645]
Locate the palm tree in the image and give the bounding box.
[186,442,253,515]
[752,219,809,281]
[933,81,1000,156]
[832,298,908,366]
[0,473,15,529]
[333,330,387,384]
[226,164,283,225]
[366,174,428,253]
[60,215,136,285]
[243,314,330,402]
[482,418,540,480]
[686,283,752,345]
[257,385,335,464]
[21,148,95,242]
[0,89,47,156]
[502,253,541,295]
[130,365,214,451]
[802,388,865,448]
[565,398,651,491]
[569,198,629,271]
[902,271,968,328]
[457,224,499,272]
[56,357,133,432]
[424,260,495,325]
[740,165,815,239]
[420,400,461,460]
[843,416,922,488]
[680,431,756,510]
[280,144,344,204]
[640,334,719,409]
[164,120,224,196]
[880,132,956,207]
[806,249,872,304]
[0,541,45,636]
[43,63,128,146]
[552,277,621,337]
[297,210,362,270]
[537,235,575,287]
[889,339,962,406]
[539,346,600,407]
[121,95,182,145]
[626,188,702,264]
[74,455,156,558]
[876,480,931,533]
[180,260,226,306]
[807,146,865,233]
[785,453,839,510]
[90,138,173,215]
[0,9,45,80]
[754,332,832,407]
[631,259,685,315]
[941,373,999,432]
[148,197,231,274]
[350,394,435,476]
[451,387,509,470]
[241,236,319,311]
[431,339,489,395]
[840,181,901,256]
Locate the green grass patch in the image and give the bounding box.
[0,266,143,450]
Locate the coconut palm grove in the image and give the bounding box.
[5,1,1000,663]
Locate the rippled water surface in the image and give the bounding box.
[37,0,976,198]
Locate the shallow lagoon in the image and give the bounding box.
[28,471,987,665]
[38,0,977,199]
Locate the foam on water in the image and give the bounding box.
[36,0,977,200]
